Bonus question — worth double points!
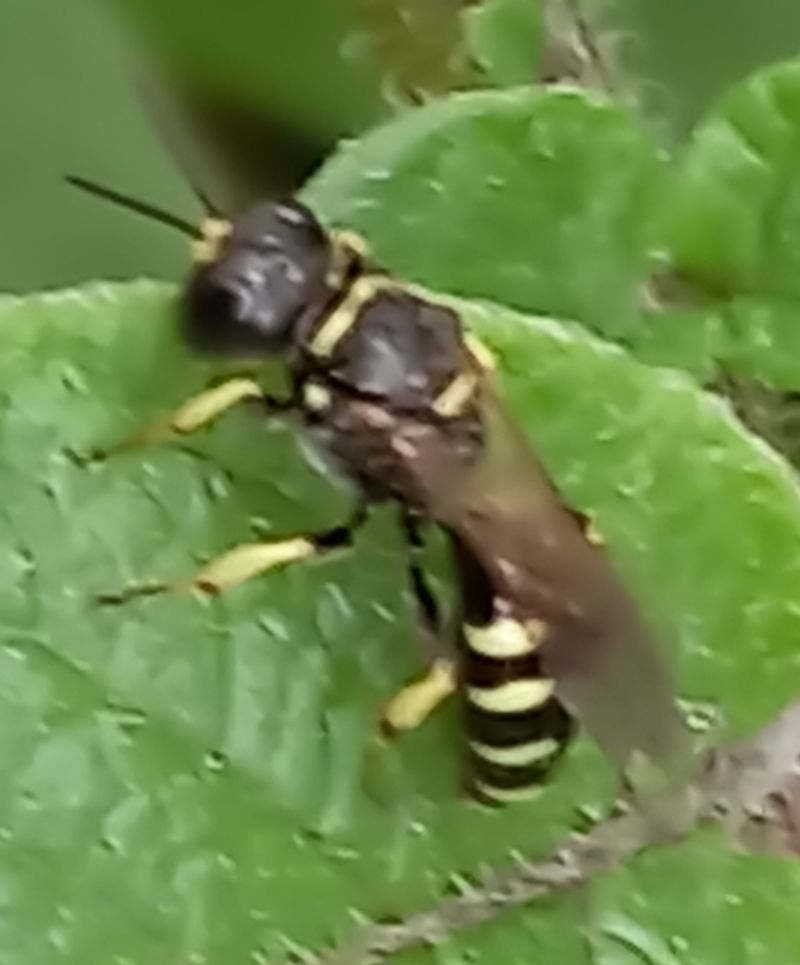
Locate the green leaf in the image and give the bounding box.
[3,283,800,960]
[630,59,800,406]
[462,0,541,88]
[625,307,727,383]
[720,296,800,391]
[304,86,664,338]
[589,828,800,965]
[666,59,800,300]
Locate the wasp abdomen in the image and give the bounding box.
[460,617,574,806]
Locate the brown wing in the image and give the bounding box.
[386,379,685,773]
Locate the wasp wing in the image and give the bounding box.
[386,380,685,774]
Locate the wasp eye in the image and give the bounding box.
[207,282,250,321]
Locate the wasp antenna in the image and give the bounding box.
[133,74,224,218]
[65,175,200,239]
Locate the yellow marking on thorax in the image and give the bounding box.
[467,678,555,714]
[192,218,232,264]
[326,230,370,288]
[382,660,456,733]
[474,781,543,804]
[465,617,546,659]
[302,381,332,412]
[469,737,559,768]
[464,333,497,371]
[309,276,396,358]
[432,372,477,418]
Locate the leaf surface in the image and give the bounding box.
[2,284,800,960]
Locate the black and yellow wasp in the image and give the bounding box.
[69,175,681,807]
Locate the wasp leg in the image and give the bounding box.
[98,505,368,605]
[399,508,443,654]
[380,659,457,739]
[85,377,293,462]
[378,509,457,739]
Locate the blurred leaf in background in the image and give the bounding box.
[666,59,800,306]
[636,59,800,465]
[462,0,542,88]
[592,0,800,138]
[0,0,389,293]
[0,0,193,292]
[345,0,473,100]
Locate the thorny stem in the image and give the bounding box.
[311,699,800,964]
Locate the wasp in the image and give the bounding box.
[68,174,681,807]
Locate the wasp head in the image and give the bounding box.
[182,200,331,357]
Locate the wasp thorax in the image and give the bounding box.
[182,200,331,357]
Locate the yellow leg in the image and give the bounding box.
[364,657,456,807]
[97,508,366,606]
[379,659,457,739]
[98,538,317,605]
[88,377,265,461]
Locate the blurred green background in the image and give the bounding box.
[3,0,800,294]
